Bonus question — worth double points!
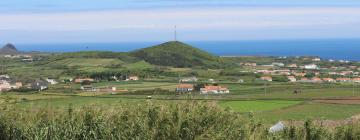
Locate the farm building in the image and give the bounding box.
[127,76,139,81]
[322,78,336,83]
[46,78,58,85]
[287,76,297,82]
[353,78,360,83]
[200,86,229,94]
[30,80,49,91]
[74,78,94,83]
[311,77,323,83]
[304,64,319,70]
[179,77,198,82]
[175,84,194,93]
[0,80,11,92]
[336,78,352,82]
[287,64,298,68]
[260,76,272,82]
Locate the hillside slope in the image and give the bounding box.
[130,41,219,67]
[0,43,19,54]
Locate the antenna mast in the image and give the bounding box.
[174,25,177,41]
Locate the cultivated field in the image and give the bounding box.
[2,81,360,124]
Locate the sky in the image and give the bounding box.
[1,0,360,43]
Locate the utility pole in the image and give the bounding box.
[353,80,355,96]
[353,76,355,96]
[264,81,267,96]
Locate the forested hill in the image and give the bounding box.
[130,41,220,67]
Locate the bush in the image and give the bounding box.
[0,102,360,139]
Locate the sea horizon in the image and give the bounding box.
[11,39,360,61]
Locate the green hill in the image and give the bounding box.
[130,41,219,67]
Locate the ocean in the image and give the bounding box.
[14,39,360,61]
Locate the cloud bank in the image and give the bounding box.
[1,7,360,43]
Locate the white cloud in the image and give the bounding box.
[1,7,360,31]
[0,7,360,42]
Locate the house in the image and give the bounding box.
[179,77,198,82]
[10,81,22,89]
[322,78,336,83]
[299,78,310,83]
[46,78,58,85]
[30,80,49,91]
[127,76,139,81]
[336,78,352,83]
[175,84,194,93]
[0,80,11,92]
[340,71,353,76]
[287,64,298,68]
[242,63,257,67]
[256,70,271,75]
[74,78,94,83]
[349,66,358,69]
[328,72,339,75]
[293,72,306,77]
[272,70,291,76]
[310,77,323,83]
[200,86,229,94]
[22,58,33,62]
[353,78,360,83]
[260,76,272,82]
[312,58,321,61]
[238,79,244,83]
[0,75,10,79]
[81,85,96,92]
[208,79,215,83]
[305,64,319,70]
[287,76,297,82]
[272,62,285,67]
[354,72,359,77]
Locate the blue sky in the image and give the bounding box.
[1,0,360,43]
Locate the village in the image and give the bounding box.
[1,55,360,95]
[241,57,360,84]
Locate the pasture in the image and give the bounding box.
[2,81,360,124]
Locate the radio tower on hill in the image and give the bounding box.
[174,25,177,41]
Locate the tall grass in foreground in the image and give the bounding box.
[0,101,360,140]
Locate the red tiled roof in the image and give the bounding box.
[202,86,228,91]
[177,84,194,89]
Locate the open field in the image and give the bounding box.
[49,58,124,67]
[257,102,360,123]
[3,82,360,124]
[219,100,302,112]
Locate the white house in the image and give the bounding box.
[260,76,272,82]
[312,58,321,61]
[0,80,11,92]
[272,62,285,67]
[200,86,229,94]
[287,76,297,82]
[322,78,336,83]
[46,78,58,85]
[305,64,319,70]
[127,76,139,81]
[180,77,198,82]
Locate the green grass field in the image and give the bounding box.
[93,81,178,90]
[257,102,360,122]
[49,58,124,67]
[2,80,360,124]
[219,100,302,112]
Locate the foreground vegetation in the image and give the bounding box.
[1,101,360,140]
